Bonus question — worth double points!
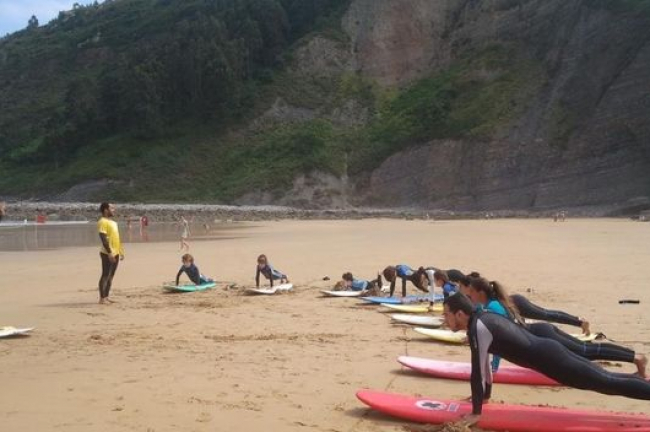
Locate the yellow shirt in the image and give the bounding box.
[98,217,123,256]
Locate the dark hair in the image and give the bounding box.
[458,271,481,287]
[342,272,354,281]
[410,267,429,290]
[433,270,449,283]
[444,292,473,315]
[182,253,194,262]
[99,202,110,214]
[447,269,465,283]
[257,254,268,264]
[382,266,396,282]
[469,277,521,322]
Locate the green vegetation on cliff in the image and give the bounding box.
[6,1,637,202]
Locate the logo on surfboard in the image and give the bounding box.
[416,400,459,412]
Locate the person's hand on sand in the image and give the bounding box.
[456,413,480,428]
[581,319,591,335]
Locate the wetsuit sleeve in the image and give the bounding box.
[469,318,493,414]
[426,271,435,299]
[268,265,274,288]
[176,267,184,286]
[99,233,112,255]
[255,267,260,288]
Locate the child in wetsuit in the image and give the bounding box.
[255,254,288,288]
[341,272,382,295]
[176,254,212,286]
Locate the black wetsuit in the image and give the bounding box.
[468,311,650,415]
[527,322,635,363]
[511,294,583,327]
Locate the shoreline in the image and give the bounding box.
[1,200,645,223]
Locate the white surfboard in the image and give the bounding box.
[246,283,294,295]
[391,314,443,327]
[321,290,365,297]
[0,327,34,338]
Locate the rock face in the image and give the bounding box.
[340,0,650,210]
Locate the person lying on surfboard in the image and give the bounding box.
[338,272,382,295]
[256,254,288,288]
[465,275,648,377]
[442,293,650,427]
[459,272,590,334]
[176,254,213,286]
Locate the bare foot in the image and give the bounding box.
[106,298,117,304]
[634,354,648,379]
[580,319,591,335]
[99,298,108,305]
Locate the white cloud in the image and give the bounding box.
[0,1,99,36]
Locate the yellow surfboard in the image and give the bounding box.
[381,303,443,313]
[413,327,467,344]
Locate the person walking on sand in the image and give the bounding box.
[98,203,124,305]
[179,215,190,252]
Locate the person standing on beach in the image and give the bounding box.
[179,216,190,252]
[98,203,124,304]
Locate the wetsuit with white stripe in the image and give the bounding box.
[511,294,583,327]
[468,311,650,415]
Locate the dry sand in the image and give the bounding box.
[1,218,649,431]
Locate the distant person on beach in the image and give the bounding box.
[98,203,124,305]
[339,272,382,295]
[140,215,149,242]
[175,254,213,286]
[443,293,650,426]
[255,254,288,288]
[0,201,5,222]
[179,216,190,251]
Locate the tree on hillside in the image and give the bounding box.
[27,15,39,29]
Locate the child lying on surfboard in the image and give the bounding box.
[255,254,289,288]
[333,272,382,295]
[176,254,213,286]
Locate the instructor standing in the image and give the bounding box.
[98,203,124,304]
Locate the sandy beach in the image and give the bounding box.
[1,218,649,431]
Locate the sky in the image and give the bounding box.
[0,0,100,36]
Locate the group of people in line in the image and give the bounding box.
[335,262,650,425]
[97,201,649,424]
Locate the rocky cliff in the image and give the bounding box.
[2,0,649,212]
[341,0,650,210]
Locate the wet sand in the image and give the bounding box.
[0,219,649,431]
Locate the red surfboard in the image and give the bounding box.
[357,390,650,432]
[397,356,559,386]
